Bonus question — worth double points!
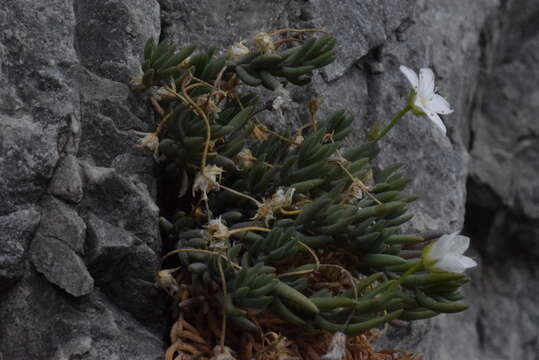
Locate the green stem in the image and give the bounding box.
[375,105,412,141]
[390,261,423,291]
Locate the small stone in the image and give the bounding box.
[85,213,134,278]
[48,155,84,203]
[39,196,86,255]
[30,235,94,297]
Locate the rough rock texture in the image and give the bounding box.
[0,0,165,358]
[1,0,537,359]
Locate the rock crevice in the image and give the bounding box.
[1,0,537,359]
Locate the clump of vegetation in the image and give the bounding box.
[134,28,474,360]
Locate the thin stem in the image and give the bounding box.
[217,258,227,350]
[255,121,298,145]
[375,105,412,141]
[155,112,173,134]
[224,227,271,237]
[280,208,302,215]
[337,162,381,205]
[218,183,261,206]
[181,79,212,169]
[298,241,320,270]
[391,261,423,291]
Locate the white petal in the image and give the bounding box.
[399,65,418,90]
[426,94,453,114]
[418,68,435,98]
[434,254,467,273]
[425,111,447,135]
[428,237,449,261]
[447,233,470,255]
[456,255,477,269]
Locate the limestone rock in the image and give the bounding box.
[30,234,94,297]
[79,162,161,253]
[48,154,84,203]
[0,0,165,357]
[73,0,160,83]
[0,208,40,291]
[38,196,87,254]
[0,273,163,360]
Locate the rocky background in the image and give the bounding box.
[0,0,537,359]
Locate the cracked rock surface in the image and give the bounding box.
[0,0,537,359]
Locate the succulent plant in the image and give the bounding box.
[136,30,472,358]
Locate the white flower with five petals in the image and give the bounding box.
[422,232,477,274]
[399,65,453,135]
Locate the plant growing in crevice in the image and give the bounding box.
[134,28,475,360]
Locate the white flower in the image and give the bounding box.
[399,65,454,135]
[227,41,250,60]
[322,332,346,360]
[422,232,477,273]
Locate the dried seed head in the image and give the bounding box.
[253,32,275,53]
[192,165,224,200]
[155,268,180,295]
[345,180,366,203]
[206,217,230,239]
[272,86,292,112]
[234,148,256,171]
[135,131,160,159]
[253,187,295,224]
[227,41,250,60]
[252,123,269,141]
[196,93,222,115]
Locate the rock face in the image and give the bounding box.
[0,0,165,358]
[0,0,536,359]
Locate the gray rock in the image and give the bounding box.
[159,0,292,48]
[30,234,94,297]
[0,272,163,360]
[0,114,61,215]
[0,208,40,291]
[470,16,539,220]
[73,0,161,83]
[38,196,86,254]
[85,213,167,332]
[309,0,413,81]
[1,0,166,357]
[48,154,84,203]
[79,162,161,253]
[0,0,78,215]
[85,212,135,272]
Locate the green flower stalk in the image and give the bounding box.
[376,65,454,141]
